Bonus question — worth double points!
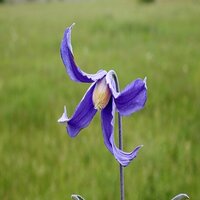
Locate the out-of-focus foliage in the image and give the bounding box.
[138,0,155,4]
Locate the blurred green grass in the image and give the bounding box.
[0,0,199,199]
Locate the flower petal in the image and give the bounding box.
[58,83,97,137]
[58,106,68,123]
[101,98,142,167]
[106,70,119,98]
[101,99,114,153]
[60,23,107,83]
[111,137,143,167]
[114,78,147,116]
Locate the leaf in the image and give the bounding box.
[171,193,189,200]
[71,194,85,200]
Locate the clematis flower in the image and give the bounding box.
[58,23,147,167]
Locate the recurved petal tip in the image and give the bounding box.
[67,23,75,33]
[58,106,68,123]
[171,193,189,200]
[71,22,76,27]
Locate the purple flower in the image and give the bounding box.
[58,24,147,167]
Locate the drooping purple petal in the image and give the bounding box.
[101,99,114,153]
[60,23,107,83]
[58,83,97,137]
[114,78,147,116]
[110,136,143,167]
[101,98,142,167]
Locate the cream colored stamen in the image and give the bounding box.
[92,78,111,110]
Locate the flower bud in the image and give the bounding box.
[92,78,111,110]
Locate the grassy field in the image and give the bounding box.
[0,0,200,199]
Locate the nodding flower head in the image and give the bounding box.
[92,77,111,110]
[58,24,147,167]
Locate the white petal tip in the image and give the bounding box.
[71,23,76,28]
[143,77,147,89]
[171,193,189,200]
[58,106,68,123]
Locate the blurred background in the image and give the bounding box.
[0,0,199,199]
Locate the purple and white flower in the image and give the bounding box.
[58,24,147,167]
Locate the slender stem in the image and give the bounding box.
[111,71,124,200]
[118,112,124,200]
